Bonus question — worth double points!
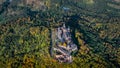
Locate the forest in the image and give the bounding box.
[0,0,120,68]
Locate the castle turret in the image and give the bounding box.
[63,23,66,28]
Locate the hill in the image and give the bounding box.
[0,0,120,68]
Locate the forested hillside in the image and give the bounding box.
[0,0,120,68]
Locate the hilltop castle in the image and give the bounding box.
[51,23,78,63]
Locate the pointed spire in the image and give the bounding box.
[68,27,70,32]
[63,23,66,28]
